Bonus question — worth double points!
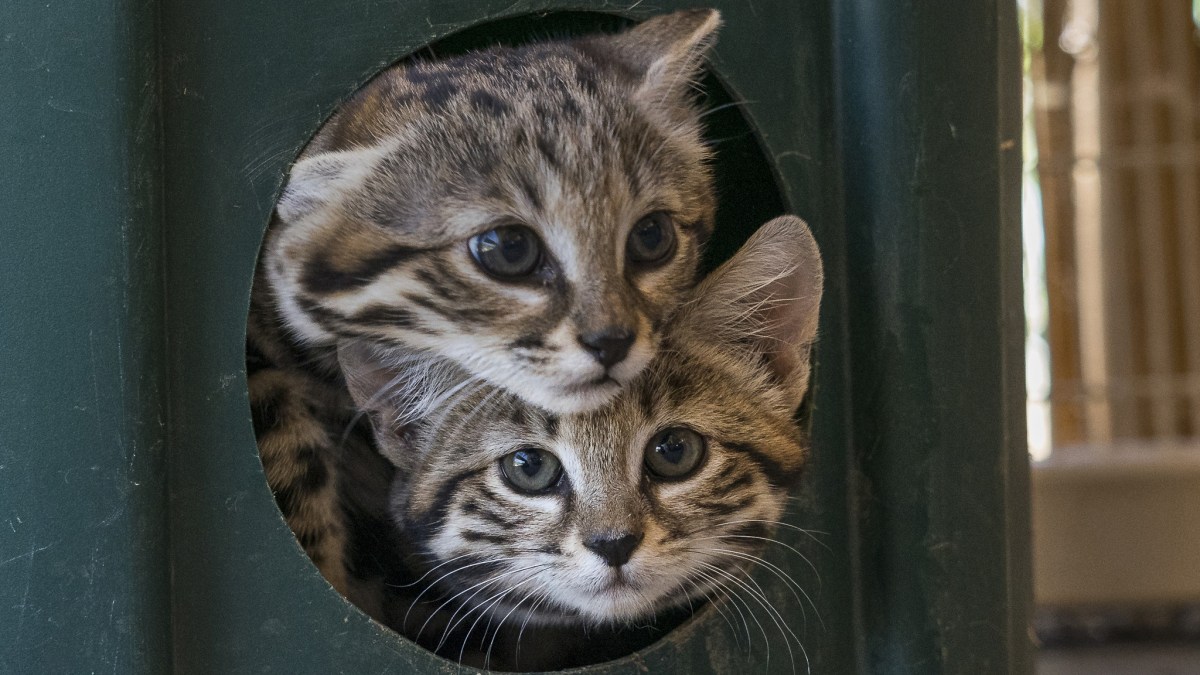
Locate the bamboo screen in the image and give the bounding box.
[1030,0,1200,451]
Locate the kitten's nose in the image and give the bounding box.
[583,531,644,567]
[578,327,635,368]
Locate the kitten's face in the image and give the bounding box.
[265,11,720,413]
[391,350,806,625]
[343,216,824,628]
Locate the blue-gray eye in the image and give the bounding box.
[644,427,706,480]
[469,225,541,277]
[500,448,563,494]
[626,212,676,264]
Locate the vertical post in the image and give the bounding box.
[834,1,1033,672]
[1067,0,1118,442]
[0,0,171,672]
[1094,0,1140,440]
[1162,0,1200,432]
[1123,2,1178,439]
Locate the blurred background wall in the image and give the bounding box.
[1022,0,1200,668]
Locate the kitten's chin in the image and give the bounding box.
[517,350,655,414]
[546,575,690,625]
[546,379,625,414]
[563,587,683,625]
[498,375,625,414]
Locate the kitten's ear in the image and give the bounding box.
[276,147,382,223]
[337,340,401,415]
[336,341,433,465]
[684,215,824,410]
[338,341,471,455]
[587,9,721,100]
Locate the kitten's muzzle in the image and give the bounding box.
[583,530,644,568]
[577,327,635,368]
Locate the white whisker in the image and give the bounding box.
[422,562,549,650]
[456,574,544,664]
[404,556,522,627]
[695,545,822,630]
[690,532,823,588]
[484,581,545,670]
[695,563,773,668]
[696,560,809,675]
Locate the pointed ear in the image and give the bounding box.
[337,340,478,460]
[682,216,824,410]
[337,340,402,416]
[338,341,410,465]
[585,9,721,101]
[275,146,383,224]
[337,340,447,466]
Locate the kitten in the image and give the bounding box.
[248,9,723,595]
[340,215,824,670]
[256,9,720,412]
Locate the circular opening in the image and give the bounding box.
[247,11,793,672]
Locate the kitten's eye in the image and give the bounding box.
[626,212,677,265]
[644,427,706,480]
[499,448,563,494]
[469,225,541,277]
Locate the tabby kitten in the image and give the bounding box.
[340,215,824,670]
[249,9,722,596]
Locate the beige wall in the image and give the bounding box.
[1033,447,1200,606]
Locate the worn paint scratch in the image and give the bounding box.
[0,541,54,567]
[89,330,102,433]
[98,507,124,528]
[16,565,31,638]
[774,150,813,166]
[46,97,101,119]
[218,372,239,390]
[8,539,56,644]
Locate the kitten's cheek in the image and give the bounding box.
[503,285,551,308]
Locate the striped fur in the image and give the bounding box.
[248,10,721,599]
[341,216,824,669]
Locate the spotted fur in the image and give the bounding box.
[248,10,725,594]
[340,216,824,669]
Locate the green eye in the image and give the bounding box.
[469,224,542,277]
[626,212,677,265]
[499,448,563,494]
[644,427,706,480]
